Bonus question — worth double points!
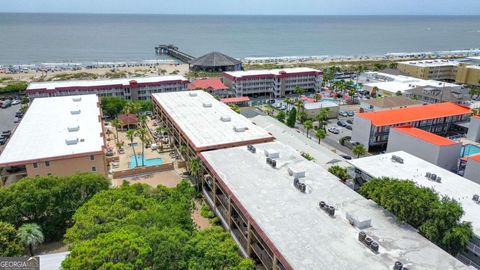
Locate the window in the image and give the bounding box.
[90,155,95,161]
[91,166,96,172]
[45,161,50,167]
[33,163,38,168]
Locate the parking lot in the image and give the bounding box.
[0,103,21,152]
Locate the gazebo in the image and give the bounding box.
[189,52,242,72]
[118,114,139,130]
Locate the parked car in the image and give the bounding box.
[340,154,352,160]
[2,130,11,137]
[346,119,353,124]
[345,125,352,130]
[11,100,20,105]
[339,111,348,117]
[328,127,340,134]
[337,120,347,127]
[0,137,6,145]
[347,111,355,117]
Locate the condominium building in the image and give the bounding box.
[349,151,480,269]
[386,126,461,171]
[397,59,480,86]
[26,76,189,100]
[222,68,322,98]
[363,72,467,99]
[151,90,274,159]
[352,102,471,150]
[0,95,107,178]
[199,142,467,270]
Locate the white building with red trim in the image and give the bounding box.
[26,75,189,100]
[222,68,322,98]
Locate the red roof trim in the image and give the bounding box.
[393,126,458,146]
[220,96,250,103]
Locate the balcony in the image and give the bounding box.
[252,242,273,270]
[466,242,480,256]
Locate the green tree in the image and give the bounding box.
[276,111,286,122]
[313,93,322,102]
[328,165,349,182]
[136,128,150,167]
[316,108,330,128]
[101,96,126,117]
[470,86,480,99]
[0,173,109,241]
[126,129,138,168]
[62,230,152,270]
[352,144,367,158]
[303,120,314,138]
[17,223,44,256]
[0,82,28,94]
[188,158,202,192]
[294,86,305,96]
[297,111,309,124]
[359,178,473,255]
[286,107,297,128]
[0,222,23,256]
[395,90,403,96]
[229,104,240,114]
[315,128,326,144]
[295,99,304,112]
[111,118,121,143]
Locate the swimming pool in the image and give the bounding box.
[128,155,164,168]
[461,144,480,157]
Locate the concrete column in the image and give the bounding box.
[247,222,253,257]
[273,256,279,270]
[227,197,232,227]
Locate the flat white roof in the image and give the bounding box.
[201,142,466,270]
[304,100,339,110]
[399,59,459,67]
[349,151,480,237]
[364,72,461,93]
[0,95,104,166]
[27,75,188,91]
[224,67,320,78]
[152,90,273,151]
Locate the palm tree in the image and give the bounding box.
[316,128,326,144]
[316,108,330,128]
[111,118,121,143]
[313,93,322,102]
[139,115,147,127]
[295,99,304,112]
[294,86,305,96]
[122,102,134,115]
[303,120,313,138]
[179,144,188,160]
[135,128,149,167]
[352,144,367,158]
[17,223,44,256]
[189,157,201,191]
[126,129,138,168]
[116,140,124,152]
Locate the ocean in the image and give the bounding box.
[0,13,480,65]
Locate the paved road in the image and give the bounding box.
[0,103,21,152]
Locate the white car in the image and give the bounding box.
[328,127,340,134]
[11,100,20,105]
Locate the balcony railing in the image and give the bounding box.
[252,242,273,270]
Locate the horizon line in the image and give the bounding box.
[1,11,480,16]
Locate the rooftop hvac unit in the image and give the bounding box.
[203,102,212,108]
[393,261,403,270]
[346,211,371,229]
[220,116,231,122]
[391,155,404,164]
[266,157,272,165]
[271,159,277,168]
[473,194,479,202]
[247,145,256,153]
[358,231,366,242]
[288,166,305,178]
[436,176,442,183]
[70,109,81,115]
[72,97,82,102]
[65,138,79,145]
[67,125,80,132]
[425,172,432,178]
[370,241,379,253]
[233,125,248,132]
[189,92,198,97]
[264,149,280,159]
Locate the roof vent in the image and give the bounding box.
[425,172,442,183]
[346,211,371,229]
[264,149,280,159]
[67,125,80,132]
[72,97,82,102]
[65,138,79,145]
[391,155,404,164]
[288,166,305,178]
[319,201,335,217]
[247,145,256,153]
[473,194,479,202]
[203,102,212,108]
[220,116,231,122]
[233,125,248,132]
[293,178,307,193]
[189,92,198,97]
[70,109,81,115]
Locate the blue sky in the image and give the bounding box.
[1,0,480,15]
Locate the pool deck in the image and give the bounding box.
[111,170,183,188]
[459,138,480,157]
